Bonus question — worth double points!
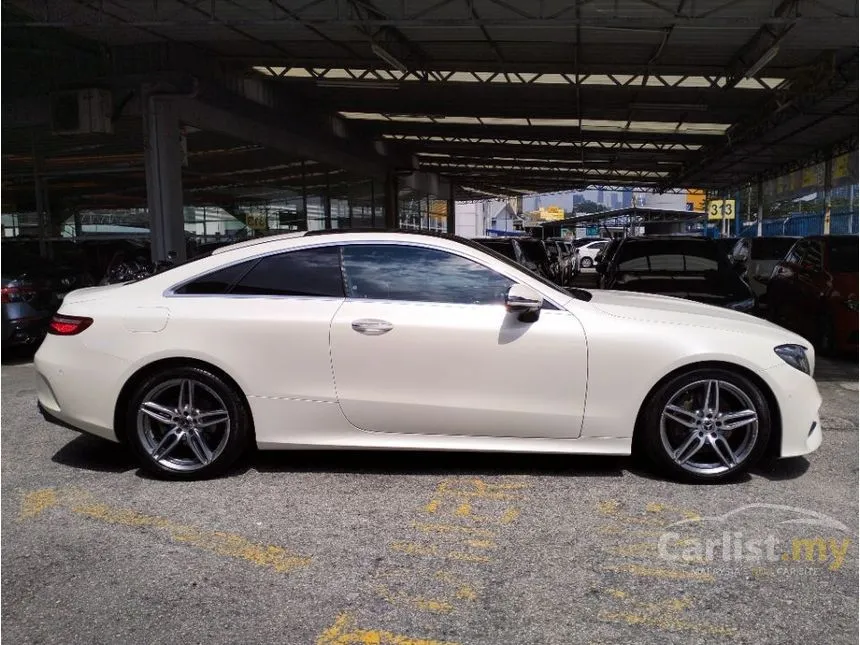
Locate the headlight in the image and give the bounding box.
[727,297,755,312]
[845,299,858,312]
[774,344,811,375]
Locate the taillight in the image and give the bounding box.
[1,284,36,303]
[48,315,93,336]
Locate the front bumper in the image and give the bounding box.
[763,361,823,458]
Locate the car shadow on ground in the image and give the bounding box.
[813,356,858,382]
[51,434,811,485]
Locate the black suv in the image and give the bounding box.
[598,236,756,311]
[473,237,555,284]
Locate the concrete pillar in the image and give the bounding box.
[447,181,456,235]
[384,173,398,229]
[823,155,833,235]
[756,176,764,237]
[143,97,186,263]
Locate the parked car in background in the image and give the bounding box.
[715,237,740,261]
[2,247,95,348]
[595,238,622,286]
[766,235,859,354]
[543,239,563,284]
[545,239,575,286]
[730,236,799,304]
[577,239,611,271]
[473,237,555,284]
[598,236,756,311]
[571,237,604,248]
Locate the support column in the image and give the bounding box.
[823,155,833,235]
[446,181,456,235]
[756,176,764,237]
[384,173,399,229]
[143,96,186,263]
[370,179,376,228]
[324,172,332,230]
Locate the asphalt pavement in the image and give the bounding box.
[1,351,857,645]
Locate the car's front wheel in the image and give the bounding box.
[126,366,251,479]
[581,257,594,268]
[639,368,771,483]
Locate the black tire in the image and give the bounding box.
[816,313,836,356]
[125,365,251,480]
[581,257,593,268]
[638,368,771,483]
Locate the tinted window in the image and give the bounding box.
[828,238,859,273]
[517,240,548,264]
[478,240,517,261]
[753,237,796,260]
[175,260,257,295]
[342,244,513,305]
[231,247,344,297]
[615,240,719,272]
[785,241,805,265]
[545,243,559,258]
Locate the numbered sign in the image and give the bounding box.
[706,199,735,221]
[245,212,268,230]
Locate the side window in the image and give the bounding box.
[231,246,344,297]
[802,241,823,271]
[785,241,805,265]
[341,244,514,305]
[174,259,257,295]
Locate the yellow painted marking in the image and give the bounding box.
[411,522,496,538]
[597,500,621,514]
[597,610,737,637]
[607,589,628,599]
[19,488,59,519]
[446,551,491,564]
[597,526,667,538]
[433,478,527,501]
[390,542,438,557]
[21,489,311,575]
[317,613,460,645]
[603,564,714,582]
[424,500,440,514]
[454,503,471,517]
[500,508,520,524]
[375,585,454,614]
[645,502,665,513]
[465,539,496,549]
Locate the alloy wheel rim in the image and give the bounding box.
[659,379,759,475]
[136,378,231,472]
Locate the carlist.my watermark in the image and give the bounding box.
[655,504,853,572]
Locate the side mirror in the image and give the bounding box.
[505,284,543,322]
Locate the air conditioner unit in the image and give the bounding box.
[50,89,113,135]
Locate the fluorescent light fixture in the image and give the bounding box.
[629,102,709,112]
[745,45,780,78]
[371,43,408,73]
[317,79,399,90]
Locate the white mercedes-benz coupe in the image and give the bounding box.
[34,230,822,483]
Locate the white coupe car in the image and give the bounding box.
[34,230,822,483]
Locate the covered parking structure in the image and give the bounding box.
[2,0,858,263]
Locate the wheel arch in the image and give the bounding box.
[632,360,782,459]
[113,357,256,444]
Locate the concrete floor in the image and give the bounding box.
[1,354,857,645]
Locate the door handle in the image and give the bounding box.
[351,318,394,335]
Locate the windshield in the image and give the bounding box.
[829,238,859,273]
[615,240,722,272]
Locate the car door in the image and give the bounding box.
[164,245,345,404]
[329,242,588,439]
[794,239,826,337]
[769,240,806,327]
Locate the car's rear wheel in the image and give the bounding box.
[581,257,593,268]
[126,366,251,479]
[640,368,771,483]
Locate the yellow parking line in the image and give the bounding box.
[316,613,461,645]
[602,563,715,582]
[20,488,311,575]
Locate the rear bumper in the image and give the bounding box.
[3,315,50,347]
